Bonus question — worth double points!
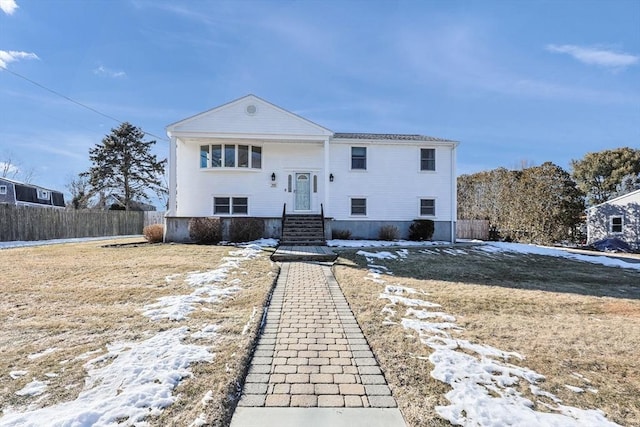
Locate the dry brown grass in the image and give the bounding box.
[334,246,640,427]
[0,238,276,426]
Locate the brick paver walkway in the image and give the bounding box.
[237,261,397,409]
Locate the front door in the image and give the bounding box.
[295,173,311,211]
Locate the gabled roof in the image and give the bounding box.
[588,188,640,210]
[334,132,457,143]
[167,94,333,139]
[0,177,61,193]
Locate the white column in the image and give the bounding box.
[167,135,178,216]
[324,137,331,217]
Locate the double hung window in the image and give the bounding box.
[420,148,436,171]
[351,198,367,216]
[420,199,435,216]
[351,147,367,170]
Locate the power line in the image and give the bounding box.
[1,66,169,142]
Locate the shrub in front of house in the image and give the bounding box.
[188,217,222,244]
[379,225,399,241]
[332,229,352,240]
[409,219,434,241]
[143,224,164,243]
[229,218,264,243]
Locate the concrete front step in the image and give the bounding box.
[271,246,337,261]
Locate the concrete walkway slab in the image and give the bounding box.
[231,261,406,426]
[230,408,406,427]
[271,246,337,262]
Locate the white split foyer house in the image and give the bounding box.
[164,94,459,243]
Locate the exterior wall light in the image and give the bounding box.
[329,173,334,182]
[271,173,276,182]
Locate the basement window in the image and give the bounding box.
[420,199,435,216]
[350,198,367,216]
[214,197,248,215]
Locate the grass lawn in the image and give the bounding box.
[0,237,276,426]
[334,245,640,427]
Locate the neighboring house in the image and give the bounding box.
[164,94,459,242]
[0,177,65,208]
[104,195,157,211]
[587,189,640,250]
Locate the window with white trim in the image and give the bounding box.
[214,197,248,215]
[420,148,436,171]
[420,199,435,216]
[0,185,6,195]
[37,189,50,200]
[350,198,367,216]
[351,147,367,170]
[611,216,623,233]
[200,144,261,169]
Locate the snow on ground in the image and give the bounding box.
[142,244,265,321]
[0,236,141,250]
[328,239,450,248]
[1,328,212,427]
[14,381,47,397]
[481,242,640,271]
[26,348,57,360]
[359,250,622,427]
[1,241,269,426]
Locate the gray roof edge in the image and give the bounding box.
[333,132,458,143]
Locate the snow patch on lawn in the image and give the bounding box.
[358,249,622,427]
[329,239,451,248]
[9,371,27,380]
[1,327,212,426]
[14,380,47,397]
[26,348,56,360]
[143,245,265,321]
[481,242,640,271]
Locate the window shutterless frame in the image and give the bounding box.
[420,148,436,171]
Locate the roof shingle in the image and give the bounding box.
[333,132,456,142]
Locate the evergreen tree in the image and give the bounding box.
[571,147,640,206]
[457,163,584,244]
[84,122,166,210]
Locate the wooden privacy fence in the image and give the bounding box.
[456,219,490,240]
[0,205,166,242]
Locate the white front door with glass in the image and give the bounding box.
[295,173,311,210]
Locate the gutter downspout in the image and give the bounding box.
[451,143,457,243]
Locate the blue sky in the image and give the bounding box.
[1,0,638,206]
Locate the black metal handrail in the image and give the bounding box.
[281,203,286,241]
[320,203,325,241]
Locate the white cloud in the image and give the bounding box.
[0,0,18,15]
[0,50,39,69]
[93,65,126,78]
[546,44,638,69]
